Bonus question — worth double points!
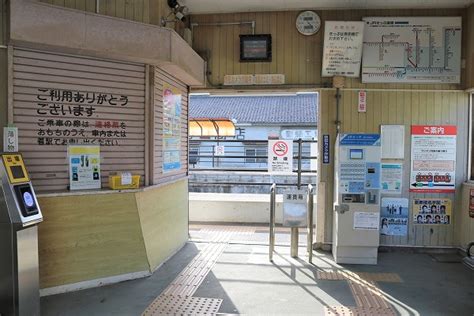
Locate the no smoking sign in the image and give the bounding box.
[268,139,293,174]
[273,141,289,157]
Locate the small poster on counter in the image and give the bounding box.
[68,145,101,190]
[413,198,452,225]
[380,198,408,236]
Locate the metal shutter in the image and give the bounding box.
[13,48,146,192]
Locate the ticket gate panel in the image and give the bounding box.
[0,153,42,316]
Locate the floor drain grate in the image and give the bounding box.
[143,295,223,316]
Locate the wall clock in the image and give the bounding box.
[296,11,321,36]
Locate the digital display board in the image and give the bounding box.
[240,34,272,62]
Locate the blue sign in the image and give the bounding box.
[340,134,380,146]
[323,135,330,164]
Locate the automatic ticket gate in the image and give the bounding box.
[0,153,43,316]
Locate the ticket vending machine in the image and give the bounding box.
[0,153,43,316]
[333,134,381,264]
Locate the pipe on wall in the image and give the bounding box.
[191,21,256,35]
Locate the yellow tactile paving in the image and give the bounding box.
[324,306,396,316]
[318,269,399,315]
[143,295,223,316]
[317,270,402,283]
[144,225,252,315]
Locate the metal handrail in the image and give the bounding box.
[269,183,276,262]
[190,139,318,143]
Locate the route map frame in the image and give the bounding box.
[361,17,462,84]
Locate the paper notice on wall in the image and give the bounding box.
[410,125,456,193]
[381,125,404,159]
[354,212,379,230]
[322,21,364,77]
[381,163,403,194]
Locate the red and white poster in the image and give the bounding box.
[268,139,293,174]
[410,125,456,193]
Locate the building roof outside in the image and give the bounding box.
[189,94,317,126]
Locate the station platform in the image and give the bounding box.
[41,224,474,315]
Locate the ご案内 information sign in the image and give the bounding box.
[410,125,456,193]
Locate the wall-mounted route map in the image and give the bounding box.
[362,17,461,84]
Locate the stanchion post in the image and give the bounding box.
[269,183,276,262]
[307,184,314,263]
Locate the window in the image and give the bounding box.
[245,147,266,164]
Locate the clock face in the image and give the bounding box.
[296,11,321,36]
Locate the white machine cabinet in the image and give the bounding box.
[333,134,381,264]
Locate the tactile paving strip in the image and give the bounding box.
[317,270,402,282]
[143,294,223,316]
[144,225,250,315]
[324,306,396,316]
[318,269,398,315]
[348,280,392,309]
[163,243,228,297]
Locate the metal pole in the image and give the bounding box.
[290,227,298,258]
[96,0,100,14]
[307,184,314,263]
[297,138,302,190]
[269,183,276,262]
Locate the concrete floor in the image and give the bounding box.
[41,225,474,316]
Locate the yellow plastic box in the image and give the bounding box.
[108,174,140,190]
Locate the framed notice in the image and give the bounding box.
[163,84,182,173]
[68,145,101,190]
[409,125,456,193]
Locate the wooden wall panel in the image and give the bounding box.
[12,49,146,192]
[319,89,469,247]
[153,67,189,184]
[40,0,171,25]
[465,5,474,89]
[191,8,466,89]
[135,179,188,271]
[37,192,149,288]
[0,0,6,143]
